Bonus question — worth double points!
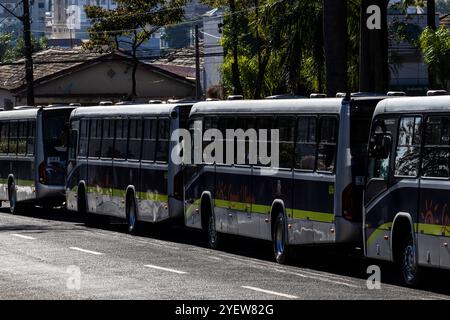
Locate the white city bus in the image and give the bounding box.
[364,95,450,286]
[0,106,74,213]
[65,103,192,233]
[183,95,387,263]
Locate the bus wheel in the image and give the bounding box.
[401,234,423,287]
[272,213,291,264]
[8,182,19,214]
[207,213,220,250]
[126,195,141,235]
[78,188,96,227]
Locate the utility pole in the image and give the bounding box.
[195,25,202,101]
[0,0,35,106]
[22,0,35,106]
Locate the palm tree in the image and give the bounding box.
[323,0,348,97]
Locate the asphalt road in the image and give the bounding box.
[0,207,450,300]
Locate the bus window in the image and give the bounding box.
[394,117,422,177]
[295,116,317,171]
[79,120,89,158]
[88,119,102,158]
[17,121,27,156]
[142,119,157,161]
[114,119,128,160]
[156,119,170,162]
[277,117,295,169]
[256,117,272,167]
[27,120,35,155]
[422,116,450,178]
[101,119,115,159]
[317,117,337,172]
[0,122,9,154]
[127,119,142,160]
[8,121,18,155]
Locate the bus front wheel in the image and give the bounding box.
[207,213,220,250]
[272,213,292,264]
[401,233,423,287]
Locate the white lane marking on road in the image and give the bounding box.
[241,286,298,299]
[144,264,187,274]
[215,253,358,287]
[275,268,358,288]
[69,247,103,255]
[11,234,36,240]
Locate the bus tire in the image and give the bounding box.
[272,212,291,264]
[126,193,141,235]
[78,187,96,227]
[8,182,20,214]
[202,197,220,249]
[401,232,423,287]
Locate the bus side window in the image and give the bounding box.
[295,116,317,171]
[127,119,142,160]
[156,118,170,163]
[78,120,88,158]
[276,117,295,169]
[394,116,422,177]
[8,121,18,156]
[142,119,157,162]
[0,121,9,154]
[27,120,35,155]
[256,117,272,167]
[101,119,114,159]
[88,119,102,158]
[317,116,338,173]
[17,121,27,156]
[422,116,450,178]
[114,119,128,160]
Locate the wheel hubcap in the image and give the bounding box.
[129,202,136,230]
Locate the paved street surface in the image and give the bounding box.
[0,207,450,300]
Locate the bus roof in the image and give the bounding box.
[70,103,193,119]
[0,106,76,121]
[190,98,347,117]
[374,96,450,116]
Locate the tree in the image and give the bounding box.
[83,0,187,98]
[359,0,390,93]
[323,0,348,97]
[419,25,450,89]
[0,33,47,63]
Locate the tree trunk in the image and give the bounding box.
[427,0,438,89]
[229,0,243,96]
[359,0,389,93]
[323,0,348,97]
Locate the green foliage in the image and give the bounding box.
[0,33,48,62]
[419,25,450,88]
[83,0,187,53]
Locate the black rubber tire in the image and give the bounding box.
[401,233,423,287]
[78,188,97,227]
[126,195,142,235]
[206,212,220,250]
[8,182,19,214]
[272,213,292,264]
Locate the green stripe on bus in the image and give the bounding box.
[292,209,334,223]
[366,222,392,247]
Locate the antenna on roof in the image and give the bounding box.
[387,91,406,96]
[227,95,244,100]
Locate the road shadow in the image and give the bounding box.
[3,206,450,297]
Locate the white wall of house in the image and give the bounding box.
[202,9,224,91]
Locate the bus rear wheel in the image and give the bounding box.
[126,195,141,235]
[272,213,291,264]
[8,182,19,214]
[401,234,423,287]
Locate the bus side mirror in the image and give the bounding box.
[369,133,391,159]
